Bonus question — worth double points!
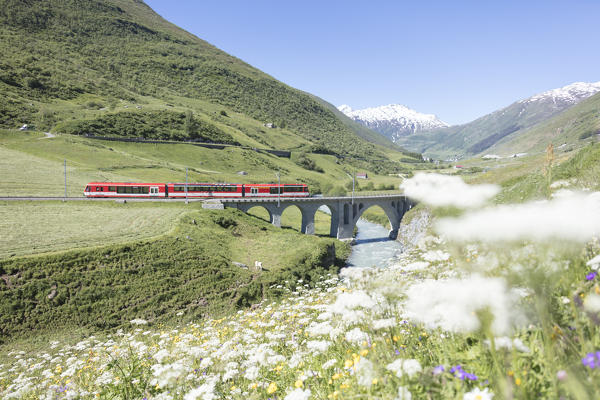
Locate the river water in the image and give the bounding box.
[345,219,404,268]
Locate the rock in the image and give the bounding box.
[232,262,248,269]
[47,284,57,299]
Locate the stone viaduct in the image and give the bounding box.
[219,194,413,240]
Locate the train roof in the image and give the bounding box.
[86,182,165,185]
[87,182,307,186]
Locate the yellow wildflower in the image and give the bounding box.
[295,380,303,388]
[267,382,277,394]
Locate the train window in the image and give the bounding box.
[270,187,282,194]
[117,186,124,194]
[109,186,116,192]
[142,187,149,194]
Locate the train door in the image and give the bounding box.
[150,186,159,196]
[251,187,258,196]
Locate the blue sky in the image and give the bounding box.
[145,0,600,125]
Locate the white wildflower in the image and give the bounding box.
[322,359,337,369]
[354,358,376,387]
[485,337,530,353]
[153,349,170,363]
[306,340,331,353]
[345,327,369,344]
[403,275,520,335]
[437,192,600,242]
[464,387,494,400]
[422,250,450,262]
[330,290,376,313]
[306,321,333,337]
[587,254,600,271]
[152,393,173,400]
[386,359,422,378]
[584,294,600,313]
[397,261,429,271]
[400,173,499,208]
[130,318,148,325]
[284,388,311,400]
[183,377,218,400]
[151,362,187,388]
[243,365,260,380]
[372,318,396,330]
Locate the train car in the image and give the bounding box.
[84,182,167,198]
[243,183,309,198]
[84,182,310,198]
[166,183,243,198]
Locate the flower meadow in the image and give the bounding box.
[2,174,600,399]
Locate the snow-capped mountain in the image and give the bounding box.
[337,104,448,142]
[521,81,600,105]
[396,80,600,159]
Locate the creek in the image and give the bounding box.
[345,218,404,268]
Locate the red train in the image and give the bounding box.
[83,182,310,198]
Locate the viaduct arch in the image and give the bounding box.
[220,195,413,240]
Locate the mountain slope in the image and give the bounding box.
[487,91,600,156]
[338,104,448,142]
[397,81,600,159]
[0,0,406,165]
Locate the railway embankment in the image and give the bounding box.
[0,208,349,344]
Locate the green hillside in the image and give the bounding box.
[0,0,414,169]
[0,129,416,197]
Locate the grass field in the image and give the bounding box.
[0,201,187,259]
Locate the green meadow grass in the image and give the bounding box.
[0,201,187,259]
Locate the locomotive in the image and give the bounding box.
[83,182,310,198]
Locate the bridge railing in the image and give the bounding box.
[343,190,403,197]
